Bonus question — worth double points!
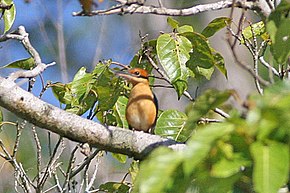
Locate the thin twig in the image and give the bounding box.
[31,126,42,187]
[62,146,78,192]
[70,149,101,179]
[12,122,22,158]
[111,61,130,69]
[38,137,64,189]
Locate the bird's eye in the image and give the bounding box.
[134,71,140,76]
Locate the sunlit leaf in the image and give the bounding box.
[155,110,188,142]
[157,33,191,82]
[177,25,194,33]
[241,21,266,43]
[2,0,16,34]
[202,17,231,38]
[1,58,35,70]
[250,141,289,193]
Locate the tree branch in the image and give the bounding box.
[0,76,185,160]
[73,0,258,17]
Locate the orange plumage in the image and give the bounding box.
[117,68,158,133]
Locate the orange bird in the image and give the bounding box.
[117,68,158,133]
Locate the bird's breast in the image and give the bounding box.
[126,84,157,132]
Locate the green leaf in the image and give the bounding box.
[172,79,187,99]
[113,96,128,128]
[94,64,123,111]
[51,82,72,104]
[184,123,235,175]
[241,21,266,43]
[157,33,191,83]
[1,58,35,70]
[183,32,215,69]
[154,110,188,142]
[99,182,130,193]
[177,25,194,33]
[133,147,184,193]
[66,67,97,115]
[201,17,231,38]
[195,66,215,80]
[111,153,127,163]
[2,0,16,34]
[266,0,290,64]
[211,154,251,178]
[271,19,290,64]
[167,17,179,29]
[213,51,227,78]
[250,141,289,193]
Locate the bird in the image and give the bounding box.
[116,68,158,133]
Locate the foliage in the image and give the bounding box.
[0,0,289,193]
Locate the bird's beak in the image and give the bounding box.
[115,70,134,81]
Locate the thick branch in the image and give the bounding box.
[0,76,185,160]
[73,0,257,17]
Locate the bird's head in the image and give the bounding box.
[116,68,149,86]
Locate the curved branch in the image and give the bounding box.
[0,76,185,160]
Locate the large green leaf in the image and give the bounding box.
[2,0,16,34]
[202,17,231,38]
[250,141,289,193]
[1,58,35,70]
[183,32,215,69]
[154,110,188,142]
[156,33,191,83]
